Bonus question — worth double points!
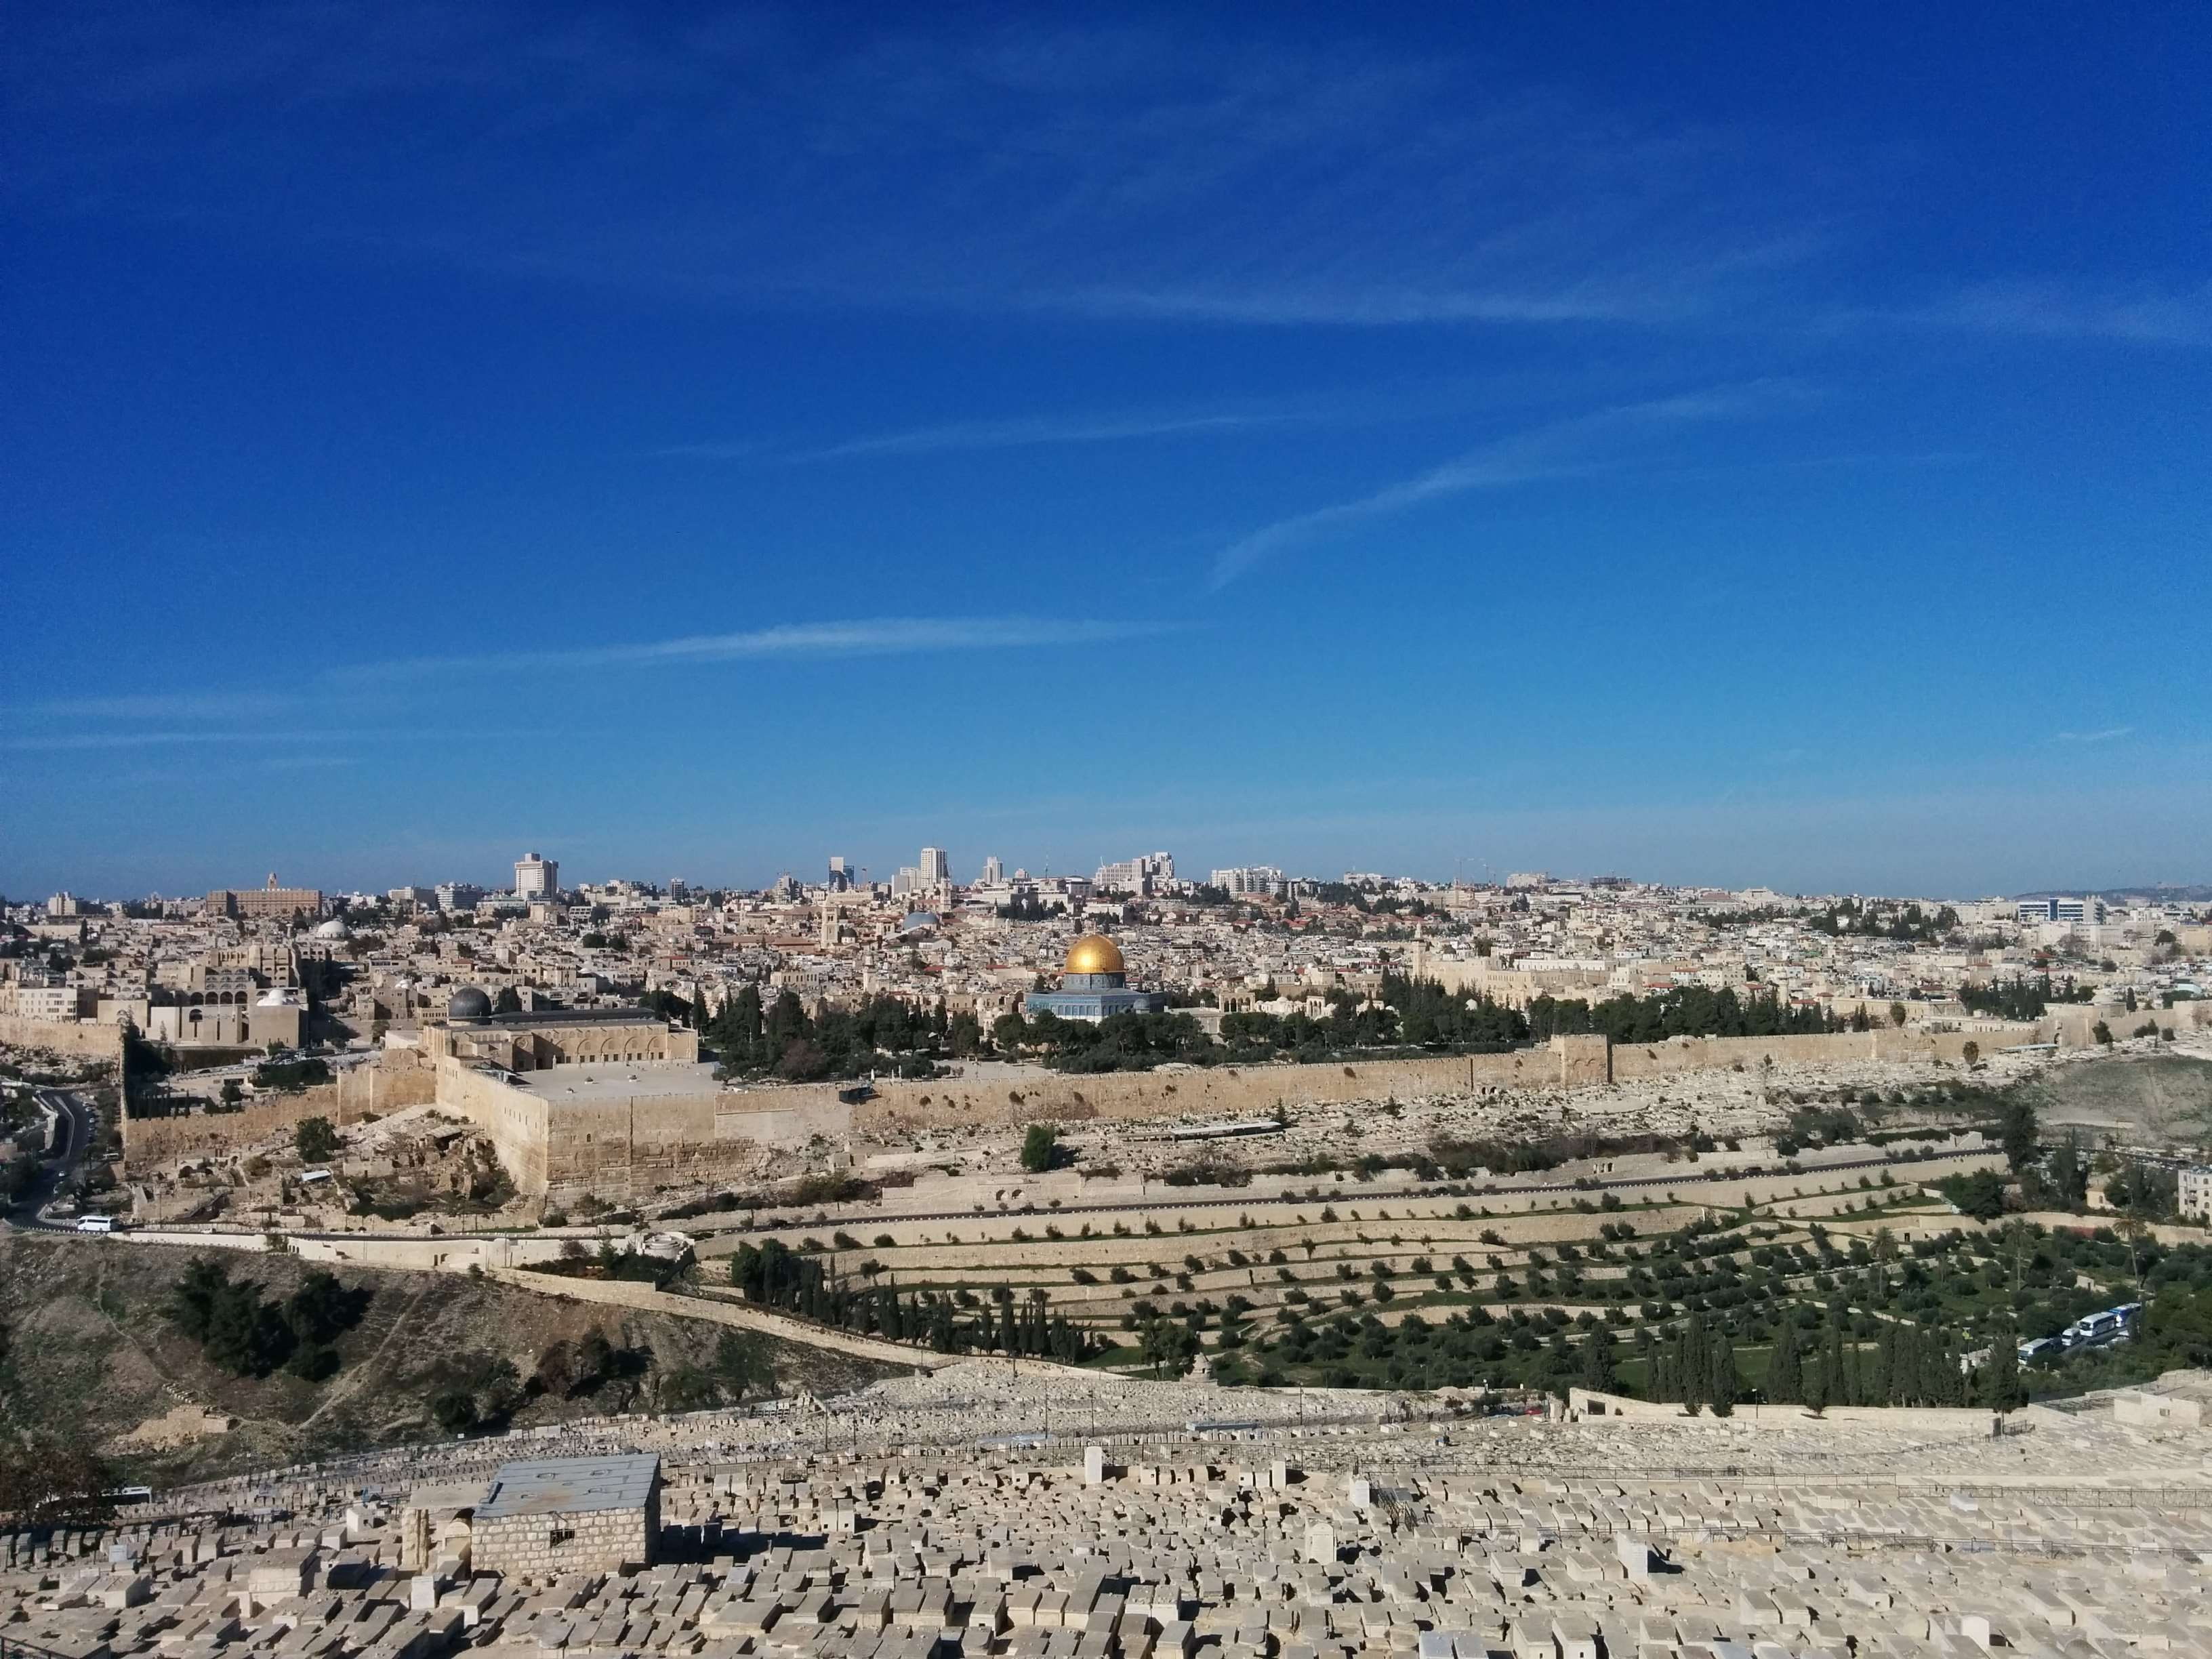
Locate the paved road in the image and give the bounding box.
[4,1086,96,1232]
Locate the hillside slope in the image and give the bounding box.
[2024,1053,2212,1143]
[0,1234,895,1486]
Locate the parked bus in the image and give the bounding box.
[2062,1303,2141,1349]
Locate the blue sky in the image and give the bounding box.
[3,3,2207,899]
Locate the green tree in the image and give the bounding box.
[1020,1123,1061,1174]
[1999,1099,2039,1178]
[1767,1316,1802,1404]
[284,1269,352,1345]
[431,1390,480,1434]
[1980,1322,2026,1414]
[1944,1168,2007,1223]
[492,985,523,1015]
[1578,1326,1617,1393]
[294,1116,339,1164]
[711,1330,771,1401]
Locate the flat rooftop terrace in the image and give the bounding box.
[504,1061,722,1103]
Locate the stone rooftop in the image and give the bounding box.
[478,1456,661,1521]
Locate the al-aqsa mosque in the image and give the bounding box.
[1025,932,1168,1022]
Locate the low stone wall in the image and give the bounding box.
[1569,1387,1995,1433]
[0,1013,126,1062]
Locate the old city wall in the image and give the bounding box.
[438,1059,550,1195]
[844,1051,1553,1136]
[713,1097,853,1151]
[122,1057,436,1168]
[832,1028,1992,1136]
[0,1013,127,1063]
[539,1089,764,1206]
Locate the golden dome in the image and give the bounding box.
[1064,933,1126,976]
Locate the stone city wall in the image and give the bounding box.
[846,1051,1553,1136]
[438,1058,550,1192]
[439,1058,772,1202]
[830,1029,2000,1135]
[122,1059,436,1168]
[713,1097,854,1151]
[0,1012,127,1063]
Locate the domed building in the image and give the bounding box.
[1025,933,1168,1023]
[447,986,493,1023]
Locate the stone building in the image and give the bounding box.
[422,992,699,1071]
[428,990,844,1202]
[471,1454,660,1576]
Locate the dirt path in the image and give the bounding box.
[480,1268,988,1372]
[301,1275,438,1429]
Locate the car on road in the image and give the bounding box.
[75,1215,114,1233]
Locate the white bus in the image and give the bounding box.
[2062,1303,2139,1349]
[75,1215,114,1233]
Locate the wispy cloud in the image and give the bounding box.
[1910,281,2212,348]
[327,616,1191,684]
[666,405,1315,464]
[1207,383,1803,590]
[0,729,417,752]
[2052,726,2134,744]
[0,13,1832,335]
[24,691,302,722]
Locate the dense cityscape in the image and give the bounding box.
[9,4,2211,1656]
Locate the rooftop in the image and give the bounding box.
[477,1454,659,1521]
[509,1061,720,1102]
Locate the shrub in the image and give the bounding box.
[1020,1124,1060,1173]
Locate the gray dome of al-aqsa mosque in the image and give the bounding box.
[448,986,493,1023]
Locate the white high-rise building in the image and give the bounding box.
[1094,851,1176,895]
[514,851,560,899]
[920,846,950,884]
[1210,865,1286,897]
[980,855,1004,884]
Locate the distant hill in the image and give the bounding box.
[0,1235,894,1486]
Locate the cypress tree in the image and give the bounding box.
[1980,1322,2024,1413]
[1820,1316,1847,1408]
[1709,1332,1739,1416]
[1768,1317,1801,1404]
[1580,1328,1617,1393]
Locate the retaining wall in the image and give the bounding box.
[1569,1387,1996,1433]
